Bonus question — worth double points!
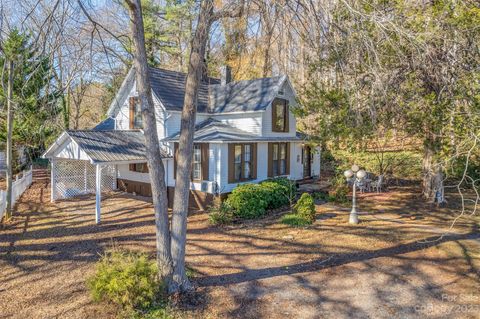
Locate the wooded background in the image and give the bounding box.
[0,0,479,193]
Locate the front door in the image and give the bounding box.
[303,146,311,178]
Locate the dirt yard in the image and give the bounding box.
[1,182,479,319]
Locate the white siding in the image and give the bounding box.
[312,146,321,177]
[220,142,268,193]
[117,164,150,183]
[290,142,304,180]
[166,158,175,187]
[261,81,297,137]
[164,112,209,137]
[53,138,91,161]
[219,142,307,193]
[114,81,135,130]
[211,112,262,135]
[209,143,222,188]
[117,158,172,184]
[107,76,320,196]
[114,82,167,138]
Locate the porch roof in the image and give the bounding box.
[163,118,306,143]
[43,130,171,164]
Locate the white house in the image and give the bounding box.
[43,66,320,222]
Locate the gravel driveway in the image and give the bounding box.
[1,182,479,318]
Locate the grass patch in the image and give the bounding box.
[281,214,312,227]
[185,265,198,279]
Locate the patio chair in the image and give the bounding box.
[371,175,384,193]
[356,180,368,193]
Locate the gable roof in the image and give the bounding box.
[165,118,259,142]
[108,67,291,117]
[164,118,303,143]
[93,117,115,130]
[43,130,170,164]
[208,75,286,113]
[149,67,220,113]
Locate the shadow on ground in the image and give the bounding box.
[1,183,479,318]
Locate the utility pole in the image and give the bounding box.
[5,59,14,220]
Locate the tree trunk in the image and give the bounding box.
[422,136,445,204]
[5,60,14,221]
[125,0,173,281]
[170,0,214,293]
[422,139,434,200]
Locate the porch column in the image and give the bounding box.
[112,164,118,190]
[95,164,102,224]
[84,161,88,193]
[50,159,56,202]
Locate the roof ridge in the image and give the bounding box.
[148,66,220,82]
[67,129,142,132]
[208,74,285,88]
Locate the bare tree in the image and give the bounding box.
[171,0,245,293]
[124,0,173,281]
[170,0,214,292]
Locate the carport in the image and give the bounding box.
[42,130,168,224]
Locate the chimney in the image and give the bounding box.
[221,65,232,85]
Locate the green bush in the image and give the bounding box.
[259,181,290,209]
[87,249,163,312]
[264,177,297,201]
[208,201,233,225]
[281,213,311,227]
[225,184,268,219]
[225,178,297,220]
[312,191,329,202]
[329,173,349,203]
[293,193,316,223]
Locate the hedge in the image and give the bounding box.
[225,178,298,219]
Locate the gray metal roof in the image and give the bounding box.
[139,67,287,114]
[93,117,115,131]
[164,118,304,142]
[66,130,169,163]
[149,67,220,113]
[208,75,286,113]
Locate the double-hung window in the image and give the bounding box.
[173,143,209,181]
[269,142,288,177]
[192,144,202,181]
[129,96,143,129]
[272,98,289,132]
[230,143,256,183]
[244,144,252,179]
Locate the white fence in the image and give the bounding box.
[0,166,33,221]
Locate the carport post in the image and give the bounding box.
[95,164,102,224]
[84,161,88,192]
[112,164,118,190]
[50,159,56,202]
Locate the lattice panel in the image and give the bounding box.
[52,160,116,200]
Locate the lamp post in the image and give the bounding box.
[344,165,366,224]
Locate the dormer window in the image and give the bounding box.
[129,96,143,129]
[272,98,289,132]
